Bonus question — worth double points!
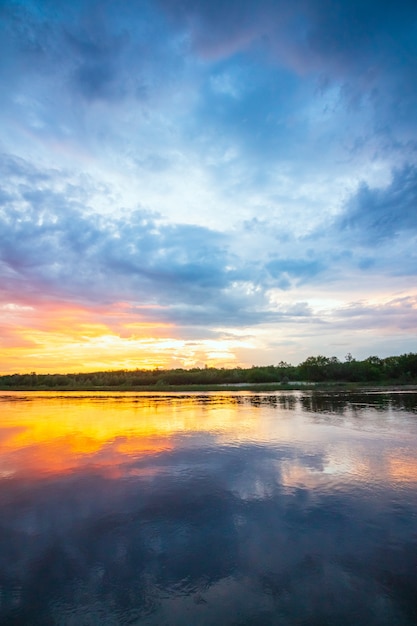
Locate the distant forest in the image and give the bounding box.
[1,353,417,389]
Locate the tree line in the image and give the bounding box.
[1,353,416,389]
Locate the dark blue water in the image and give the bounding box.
[0,391,417,625]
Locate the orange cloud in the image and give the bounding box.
[0,299,242,373]
[0,300,176,373]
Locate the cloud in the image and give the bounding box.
[1,1,417,365]
[266,257,325,289]
[0,154,269,328]
[1,154,347,332]
[338,164,417,243]
[0,0,159,104]
[2,151,417,340]
[332,296,417,332]
[158,0,417,160]
[0,192,228,305]
[156,0,417,87]
[2,0,416,237]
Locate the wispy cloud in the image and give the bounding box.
[338,164,417,242]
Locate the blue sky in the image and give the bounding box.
[0,0,416,372]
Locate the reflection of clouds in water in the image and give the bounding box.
[281,442,417,490]
[1,390,417,491]
[1,391,417,623]
[388,456,417,483]
[0,442,417,624]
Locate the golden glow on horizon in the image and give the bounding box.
[2,291,417,374]
[0,300,246,373]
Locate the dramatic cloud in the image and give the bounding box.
[1,0,417,370]
[339,164,417,242]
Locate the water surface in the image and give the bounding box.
[1,390,417,625]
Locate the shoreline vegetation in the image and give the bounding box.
[1,353,416,392]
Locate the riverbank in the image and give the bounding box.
[1,382,417,393]
[1,354,416,391]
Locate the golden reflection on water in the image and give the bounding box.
[0,392,273,478]
[1,391,416,486]
[388,457,417,483]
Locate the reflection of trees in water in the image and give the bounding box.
[298,394,349,415]
[5,391,416,417]
[300,392,417,417]
[389,393,417,413]
[237,392,417,416]
[277,394,298,411]
[296,392,387,416]
[247,394,278,408]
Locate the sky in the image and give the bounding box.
[0,0,417,373]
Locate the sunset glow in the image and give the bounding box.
[0,300,248,372]
[1,0,417,372]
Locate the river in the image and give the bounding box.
[0,390,417,625]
